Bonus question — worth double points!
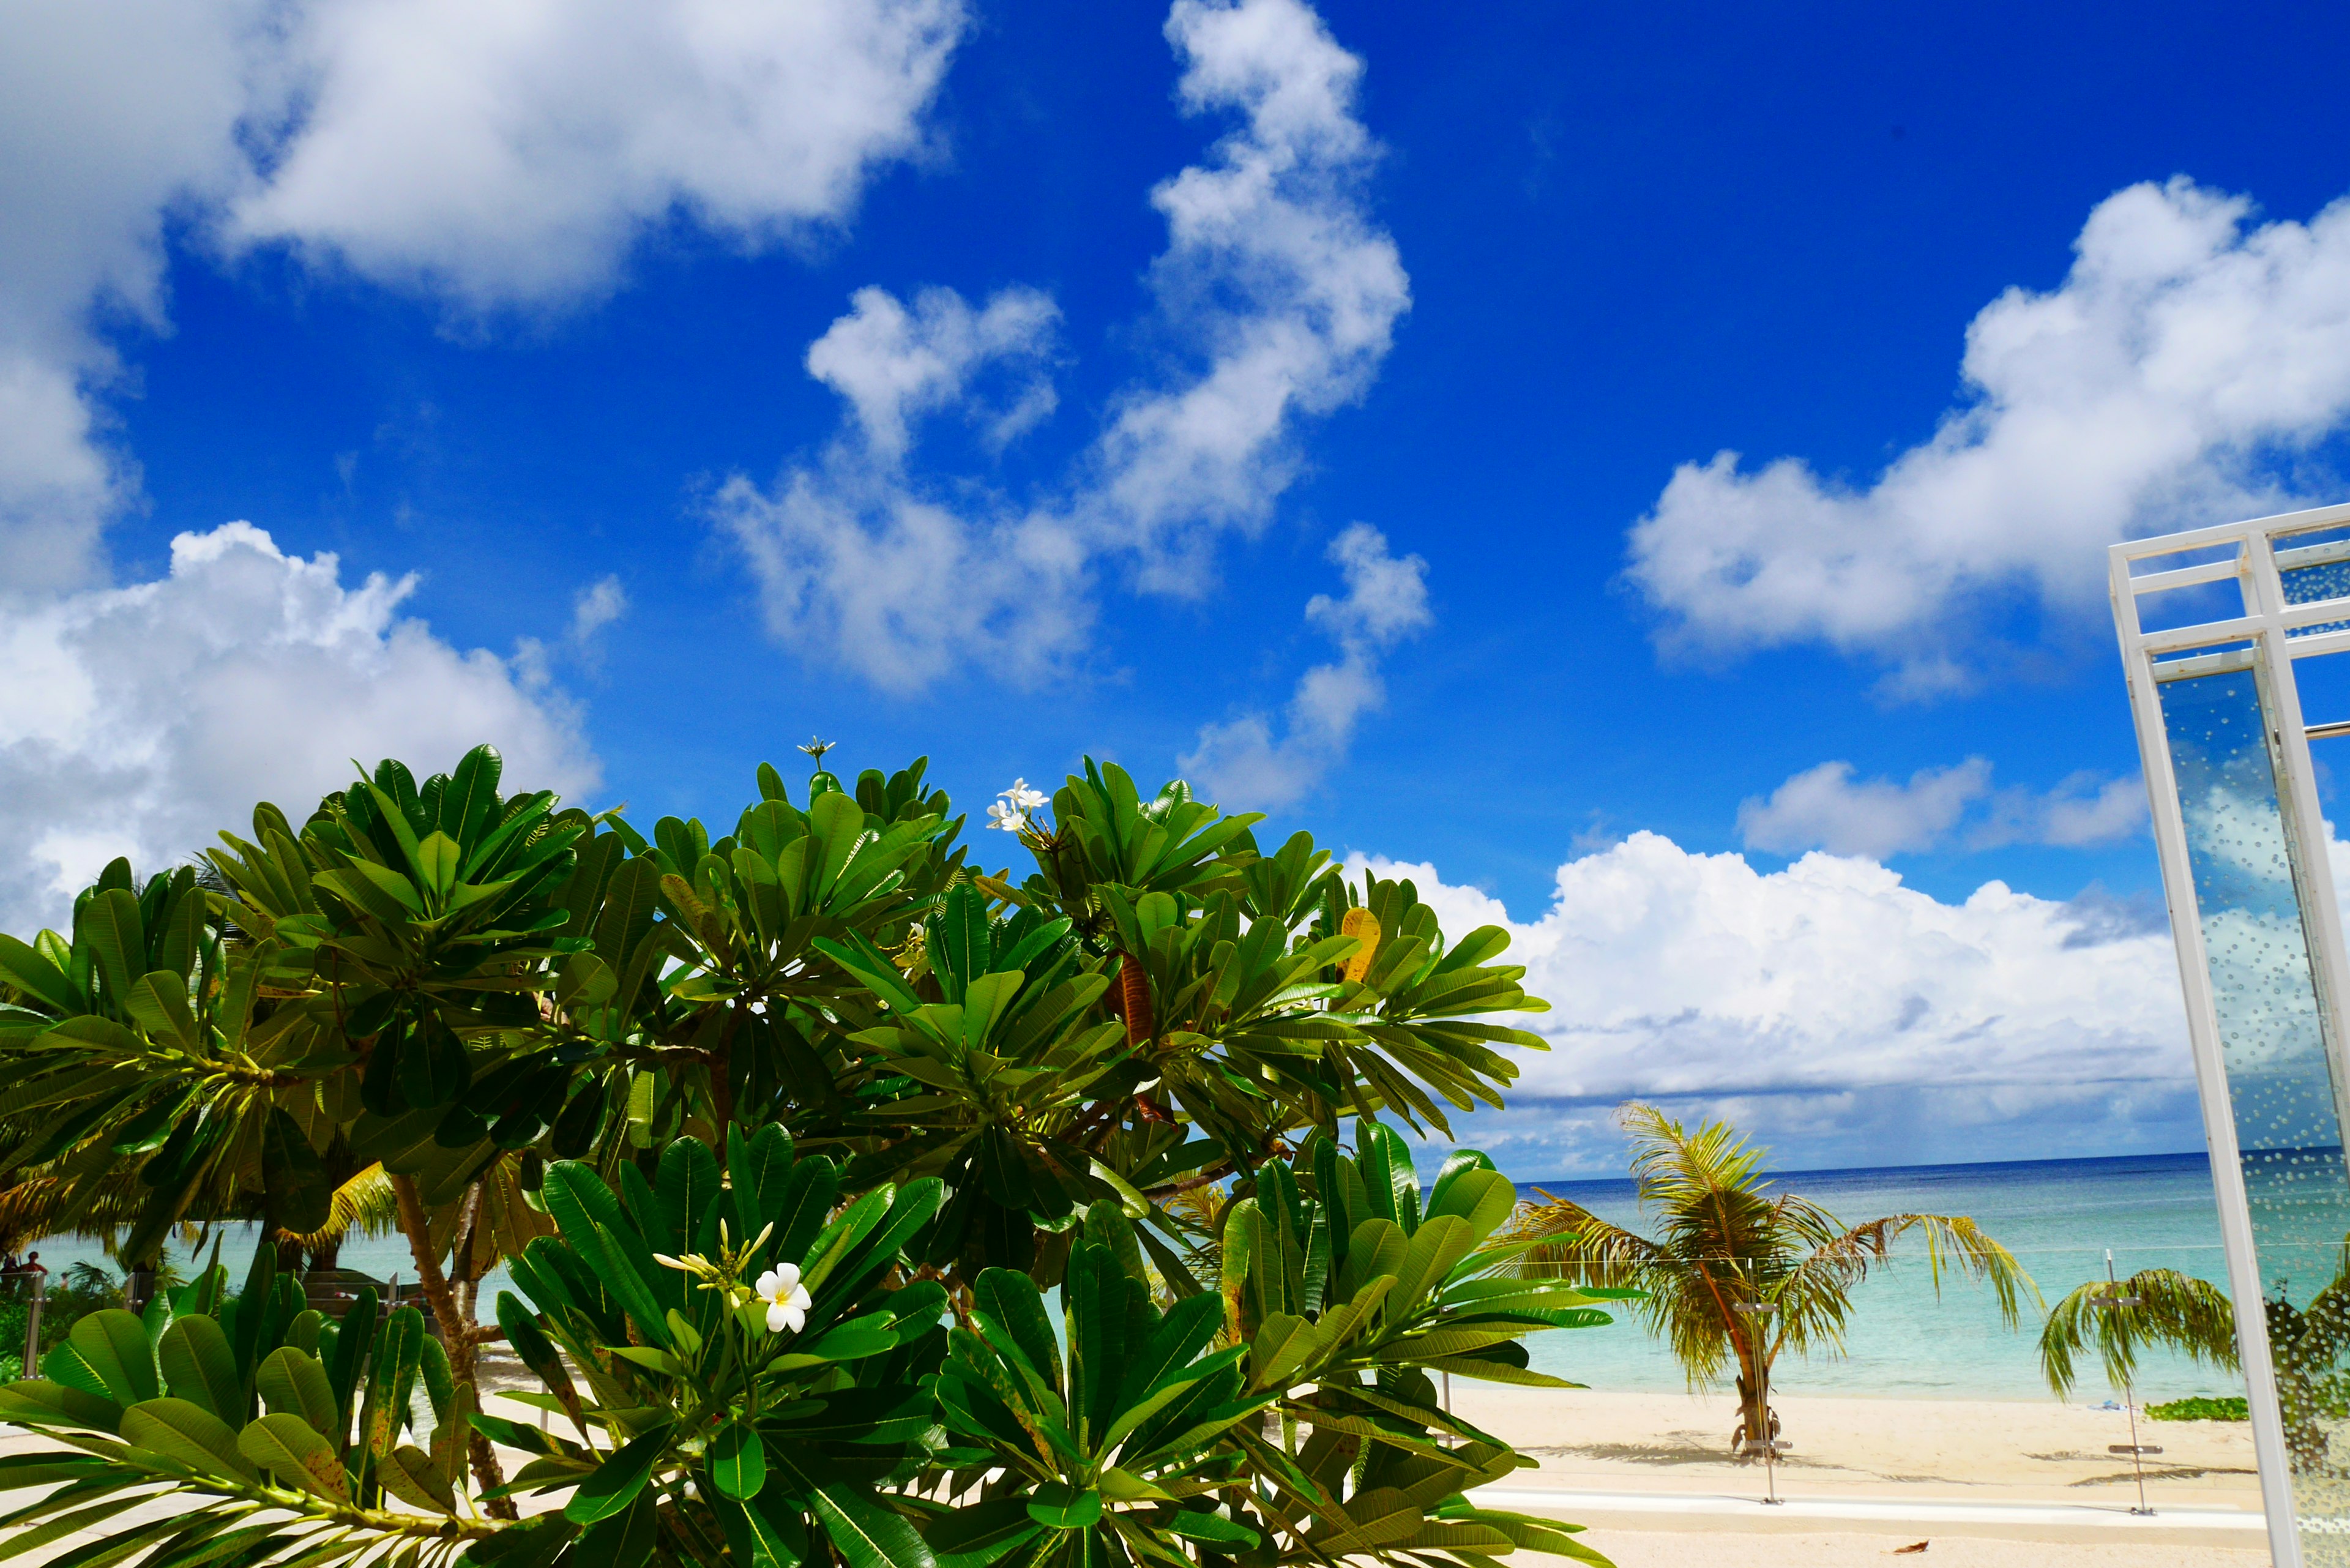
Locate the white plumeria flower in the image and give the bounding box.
[756,1264,811,1334]
[1001,778,1049,812]
[985,800,1028,833]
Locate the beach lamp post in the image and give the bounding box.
[2111,502,2350,1567]
[1731,1299,1783,1506]
[2091,1252,2160,1517]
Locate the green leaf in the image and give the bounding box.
[379,1441,459,1515]
[416,832,463,905]
[711,1419,767,1501]
[564,1422,674,1524]
[157,1315,242,1422]
[720,1487,810,1568]
[123,972,198,1046]
[1166,1512,1260,1548]
[261,1108,333,1234]
[1024,1483,1102,1530]
[813,1484,939,1568]
[927,1497,1040,1568]
[83,887,146,1010]
[0,933,81,1015]
[811,931,925,1015]
[237,1411,350,1501]
[580,1489,662,1567]
[62,1310,157,1406]
[0,1379,121,1433]
[119,1396,260,1481]
[256,1346,338,1436]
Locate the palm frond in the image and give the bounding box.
[2040,1267,2236,1397]
[275,1162,398,1251]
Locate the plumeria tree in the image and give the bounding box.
[0,745,1619,1566]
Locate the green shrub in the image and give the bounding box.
[2147,1395,2248,1421]
[0,749,1613,1567]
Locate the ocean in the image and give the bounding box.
[4,1149,2285,1405]
[1512,1149,2256,1403]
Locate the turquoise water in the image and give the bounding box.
[6,1149,2321,1405]
[1513,1151,2267,1404]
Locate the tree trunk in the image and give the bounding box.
[389,1172,518,1520]
[1732,1341,1779,1458]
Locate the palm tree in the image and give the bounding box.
[1504,1103,2038,1452]
[2039,1267,2239,1400]
[2042,1253,2350,1469]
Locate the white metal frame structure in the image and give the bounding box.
[2113,501,2350,1568]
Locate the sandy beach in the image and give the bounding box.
[1450,1386,2270,1565]
[1453,1386,2261,1507]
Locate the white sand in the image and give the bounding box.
[1453,1386,2261,1508]
[1452,1387,2272,1566]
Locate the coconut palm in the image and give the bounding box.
[2041,1252,2350,1469]
[2039,1267,2239,1400]
[1505,1102,2038,1451]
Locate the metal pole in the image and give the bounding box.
[22,1274,42,1379]
[2091,1250,2156,1517]
[1733,1298,1781,1506]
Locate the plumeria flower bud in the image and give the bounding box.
[985,800,1027,833]
[756,1263,812,1334]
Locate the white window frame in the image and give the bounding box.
[2111,499,2350,1568]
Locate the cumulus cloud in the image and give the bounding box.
[1738,759,1993,859]
[0,522,598,933]
[717,0,1411,692]
[0,1,954,927]
[1627,177,2350,685]
[0,0,268,591]
[1183,523,1429,806]
[230,0,967,307]
[805,285,1060,460]
[1083,0,1408,588]
[1353,835,2198,1173]
[714,281,1085,692]
[1736,757,2148,858]
[0,0,966,592]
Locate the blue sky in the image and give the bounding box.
[9,0,2350,1176]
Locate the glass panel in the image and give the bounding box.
[2135,575,2251,636]
[2280,548,2350,637]
[2160,664,2350,1557]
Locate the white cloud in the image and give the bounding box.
[715,457,1092,692]
[1627,177,2350,683]
[1184,522,1428,806]
[715,281,1084,692]
[1354,835,2198,1173]
[1735,757,2149,858]
[1084,0,1408,588]
[1738,758,1993,859]
[0,0,268,592]
[230,0,967,308]
[805,285,1060,460]
[0,523,597,933]
[717,0,1410,690]
[568,575,630,644]
[0,1,955,928]
[1993,772,2149,848]
[0,0,968,588]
